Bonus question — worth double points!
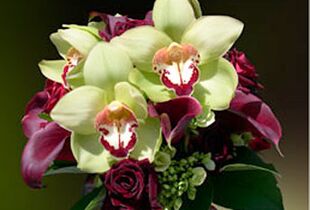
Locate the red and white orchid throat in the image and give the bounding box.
[153,43,200,96]
[95,101,138,158]
[62,48,83,88]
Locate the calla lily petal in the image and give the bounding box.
[83,42,132,92]
[114,82,148,120]
[51,86,107,135]
[71,132,113,173]
[131,118,162,162]
[129,68,175,102]
[149,96,202,144]
[182,16,244,64]
[21,122,70,188]
[193,58,238,111]
[111,26,172,72]
[230,90,282,148]
[153,0,196,42]
[38,60,66,84]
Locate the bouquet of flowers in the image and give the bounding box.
[21,0,284,209]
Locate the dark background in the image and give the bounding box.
[0,0,307,209]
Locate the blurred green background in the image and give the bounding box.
[0,0,307,209]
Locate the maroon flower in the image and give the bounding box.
[225,48,263,93]
[229,90,282,152]
[103,159,162,210]
[21,80,74,188]
[91,11,153,41]
[148,96,202,144]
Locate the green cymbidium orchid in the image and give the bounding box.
[39,23,102,89]
[111,0,243,126]
[50,82,162,173]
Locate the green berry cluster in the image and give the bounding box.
[158,152,214,210]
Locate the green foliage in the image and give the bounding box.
[71,187,106,210]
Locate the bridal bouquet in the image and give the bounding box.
[21,0,284,209]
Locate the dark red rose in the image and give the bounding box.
[225,48,263,93]
[91,11,153,41]
[21,80,74,188]
[103,159,162,210]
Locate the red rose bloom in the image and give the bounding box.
[225,48,263,93]
[103,159,162,210]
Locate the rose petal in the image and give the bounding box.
[149,96,202,144]
[21,122,70,188]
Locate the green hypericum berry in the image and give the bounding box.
[158,152,216,209]
[155,151,172,172]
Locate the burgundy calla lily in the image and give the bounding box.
[21,122,70,188]
[149,96,202,144]
[229,90,282,151]
[21,80,74,188]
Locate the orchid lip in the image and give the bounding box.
[153,42,200,96]
[62,48,83,88]
[95,101,138,158]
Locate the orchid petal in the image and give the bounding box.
[71,132,113,173]
[129,69,175,103]
[50,86,107,135]
[83,42,132,92]
[230,90,282,149]
[21,122,70,188]
[50,32,71,59]
[131,118,162,162]
[111,26,172,72]
[95,101,138,158]
[57,28,98,56]
[149,96,202,144]
[62,24,102,39]
[188,0,202,18]
[38,60,66,84]
[114,82,148,120]
[153,0,196,42]
[66,60,85,89]
[194,58,238,111]
[182,16,244,64]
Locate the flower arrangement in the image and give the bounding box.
[21,0,284,209]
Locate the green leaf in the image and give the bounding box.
[181,179,213,210]
[221,147,280,176]
[45,166,84,176]
[71,187,106,210]
[38,112,53,122]
[212,170,284,210]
